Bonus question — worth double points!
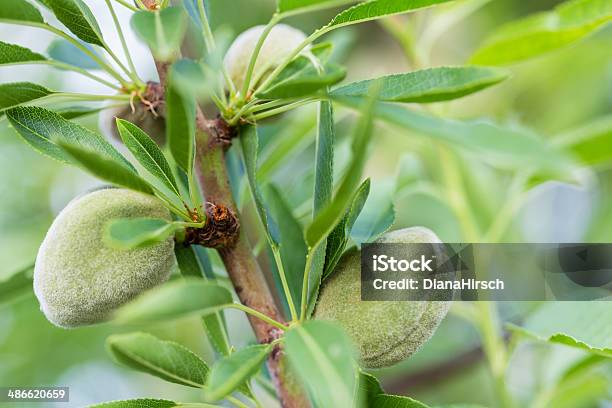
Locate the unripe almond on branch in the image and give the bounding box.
[34,188,176,328]
[224,24,309,93]
[314,227,450,368]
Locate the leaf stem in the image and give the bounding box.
[113,0,139,12]
[3,60,121,90]
[52,92,131,101]
[42,24,131,87]
[197,0,236,97]
[240,14,281,99]
[271,248,299,322]
[105,0,143,86]
[299,250,315,321]
[227,303,289,331]
[252,98,321,121]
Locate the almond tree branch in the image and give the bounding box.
[154,61,310,408]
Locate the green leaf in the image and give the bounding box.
[117,119,181,197]
[47,38,104,70]
[0,82,54,112]
[306,101,335,316]
[115,278,233,323]
[55,105,103,119]
[0,0,45,24]
[59,142,153,194]
[471,0,612,65]
[306,91,377,248]
[326,0,453,29]
[322,178,369,280]
[554,115,612,166]
[330,66,509,103]
[258,44,346,99]
[206,344,272,401]
[39,0,104,46]
[240,125,280,246]
[334,98,575,174]
[264,184,307,314]
[86,399,178,408]
[105,218,180,250]
[107,332,210,388]
[0,41,46,65]
[285,320,358,408]
[372,395,430,408]
[6,106,134,167]
[174,247,232,357]
[87,400,224,408]
[0,264,33,307]
[357,371,383,407]
[351,179,395,244]
[166,68,196,175]
[131,7,188,62]
[508,302,612,358]
[278,0,356,15]
[175,245,204,278]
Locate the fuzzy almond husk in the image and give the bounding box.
[34,189,175,328]
[314,227,450,368]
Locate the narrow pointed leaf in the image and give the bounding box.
[0,41,46,65]
[59,142,152,194]
[351,179,395,244]
[55,106,103,119]
[240,126,281,246]
[334,98,575,174]
[264,184,307,313]
[47,38,104,70]
[86,400,178,408]
[175,247,233,357]
[507,302,612,358]
[115,278,233,323]
[107,332,209,388]
[372,395,430,408]
[0,82,54,112]
[330,66,509,103]
[39,0,104,46]
[105,217,180,250]
[0,0,45,24]
[131,7,188,62]
[306,92,377,248]
[278,0,357,15]
[6,106,134,168]
[306,101,335,316]
[285,321,358,408]
[206,344,272,401]
[322,178,369,280]
[166,69,196,175]
[326,0,453,29]
[471,0,612,65]
[117,119,180,197]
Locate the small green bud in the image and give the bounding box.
[224,24,308,93]
[314,227,450,368]
[34,188,176,328]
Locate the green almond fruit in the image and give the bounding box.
[314,227,450,368]
[224,24,309,93]
[33,188,176,328]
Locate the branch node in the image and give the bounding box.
[207,115,238,149]
[184,202,240,249]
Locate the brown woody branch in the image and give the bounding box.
[154,61,310,408]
